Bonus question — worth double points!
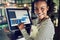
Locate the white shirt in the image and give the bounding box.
[20,18,55,40]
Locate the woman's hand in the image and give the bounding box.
[18,23,25,30]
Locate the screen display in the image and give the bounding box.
[7,9,31,27]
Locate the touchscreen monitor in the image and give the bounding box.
[6,8,31,32]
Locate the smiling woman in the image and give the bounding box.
[18,0,55,40]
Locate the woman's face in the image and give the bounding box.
[34,1,49,20]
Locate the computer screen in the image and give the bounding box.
[9,10,31,26]
[6,8,31,31]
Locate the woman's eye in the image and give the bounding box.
[41,7,44,10]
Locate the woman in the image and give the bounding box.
[18,0,55,40]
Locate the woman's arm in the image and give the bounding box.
[18,23,33,40]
